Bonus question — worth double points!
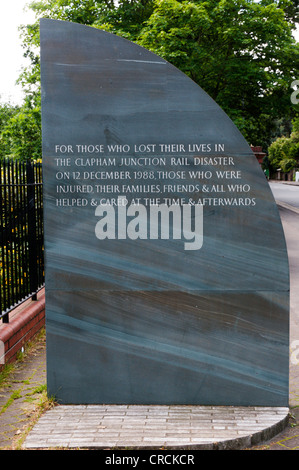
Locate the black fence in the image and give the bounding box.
[1,158,44,322]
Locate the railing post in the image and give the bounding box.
[2,313,9,324]
[1,158,9,323]
[26,162,38,301]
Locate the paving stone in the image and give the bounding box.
[22,403,289,450]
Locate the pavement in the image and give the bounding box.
[1,186,299,452]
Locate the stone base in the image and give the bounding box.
[24,404,289,450]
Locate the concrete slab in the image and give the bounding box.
[24,404,289,450]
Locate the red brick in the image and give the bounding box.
[0,290,45,371]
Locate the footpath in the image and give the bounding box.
[0,192,299,451]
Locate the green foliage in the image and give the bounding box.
[291,115,299,137]
[268,115,299,171]
[136,0,299,148]
[280,157,297,172]
[0,95,42,161]
[0,103,19,156]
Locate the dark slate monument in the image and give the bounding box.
[40,19,289,406]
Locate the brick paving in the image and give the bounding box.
[23,403,289,450]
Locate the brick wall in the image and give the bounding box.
[0,289,45,371]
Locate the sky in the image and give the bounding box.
[0,1,298,106]
[0,0,36,105]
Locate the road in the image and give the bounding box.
[269,180,299,409]
[269,181,299,209]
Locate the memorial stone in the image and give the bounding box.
[40,19,289,405]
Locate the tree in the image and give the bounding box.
[136,0,299,148]
[268,115,299,172]
[14,0,299,158]
[0,102,19,156]
[0,95,42,161]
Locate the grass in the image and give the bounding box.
[0,390,22,414]
[0,328,57,450]
[0,362,15,388]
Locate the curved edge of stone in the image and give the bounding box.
[162,409,290,451]
[209,411,289,450]
[122,409,290,451]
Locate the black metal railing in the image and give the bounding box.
[1,158,44,322]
